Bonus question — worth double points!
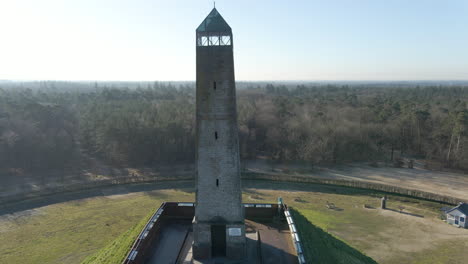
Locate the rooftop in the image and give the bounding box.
[448,203,468,215]
[196,8,231,33]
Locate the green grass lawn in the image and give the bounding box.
[0,188,193,264]
[291,209,377,264]
[1,181,467,264]
[80,210,152,264]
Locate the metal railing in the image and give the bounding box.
[283,204,306,264]
[123,201,306,263]
[123,202,167,263]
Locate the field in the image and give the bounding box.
[1,181,467,264]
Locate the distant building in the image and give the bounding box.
[446,203,467,228]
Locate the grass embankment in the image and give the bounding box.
[291,209,377,264]
[0,188,193,264]
[81,211,151,264]
[1,181,467,264]
[81,196,378,264]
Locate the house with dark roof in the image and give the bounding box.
[446,203,468,228]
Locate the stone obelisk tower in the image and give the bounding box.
[192,7,246,260]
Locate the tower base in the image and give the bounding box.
[192,219,246,261]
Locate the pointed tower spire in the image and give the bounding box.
[196,7,231,32]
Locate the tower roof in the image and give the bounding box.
[196,8,231,33]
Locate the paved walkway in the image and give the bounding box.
[179,220,297,264]
[146,221,191,264]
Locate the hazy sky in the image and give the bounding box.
[1,0,467,81]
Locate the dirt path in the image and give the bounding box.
[244,160,468,201]
[1,160,467,206]
[0,181,194,216]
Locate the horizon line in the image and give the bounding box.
[2,79,468,83]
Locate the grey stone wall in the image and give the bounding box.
[193,44,245,259]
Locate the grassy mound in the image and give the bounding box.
[81,212,152,264]
[81,207,377,264]
[291,209,377,264]
[2,182,465,264]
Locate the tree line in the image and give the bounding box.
[0,82,467,173]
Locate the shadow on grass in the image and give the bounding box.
[386,208,424,218]
[290,209,378,264]
[243,179,381,197]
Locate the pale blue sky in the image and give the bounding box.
[0,0,467,81]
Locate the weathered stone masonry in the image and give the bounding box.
[192,8,246,260]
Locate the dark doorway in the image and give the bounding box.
[211,225,226,257]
